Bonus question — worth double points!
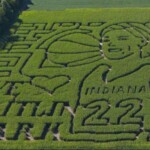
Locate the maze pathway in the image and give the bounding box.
[0,17,150,149]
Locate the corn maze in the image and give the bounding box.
[0,18,150,149]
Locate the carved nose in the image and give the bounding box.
[141,46,150,58]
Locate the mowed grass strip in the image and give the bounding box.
[29,0,150,10]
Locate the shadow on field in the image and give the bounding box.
[0,19,22,49]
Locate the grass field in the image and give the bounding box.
[0,8,150,149]
[29,0,150,10]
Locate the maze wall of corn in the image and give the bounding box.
[0,9,150,149]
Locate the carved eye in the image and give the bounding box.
[103,39,110,42]
[108,48,122,53]
[118,36,129,40]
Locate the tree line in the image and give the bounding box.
[0,0,24,34]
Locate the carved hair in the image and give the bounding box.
[101,22,150,46]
